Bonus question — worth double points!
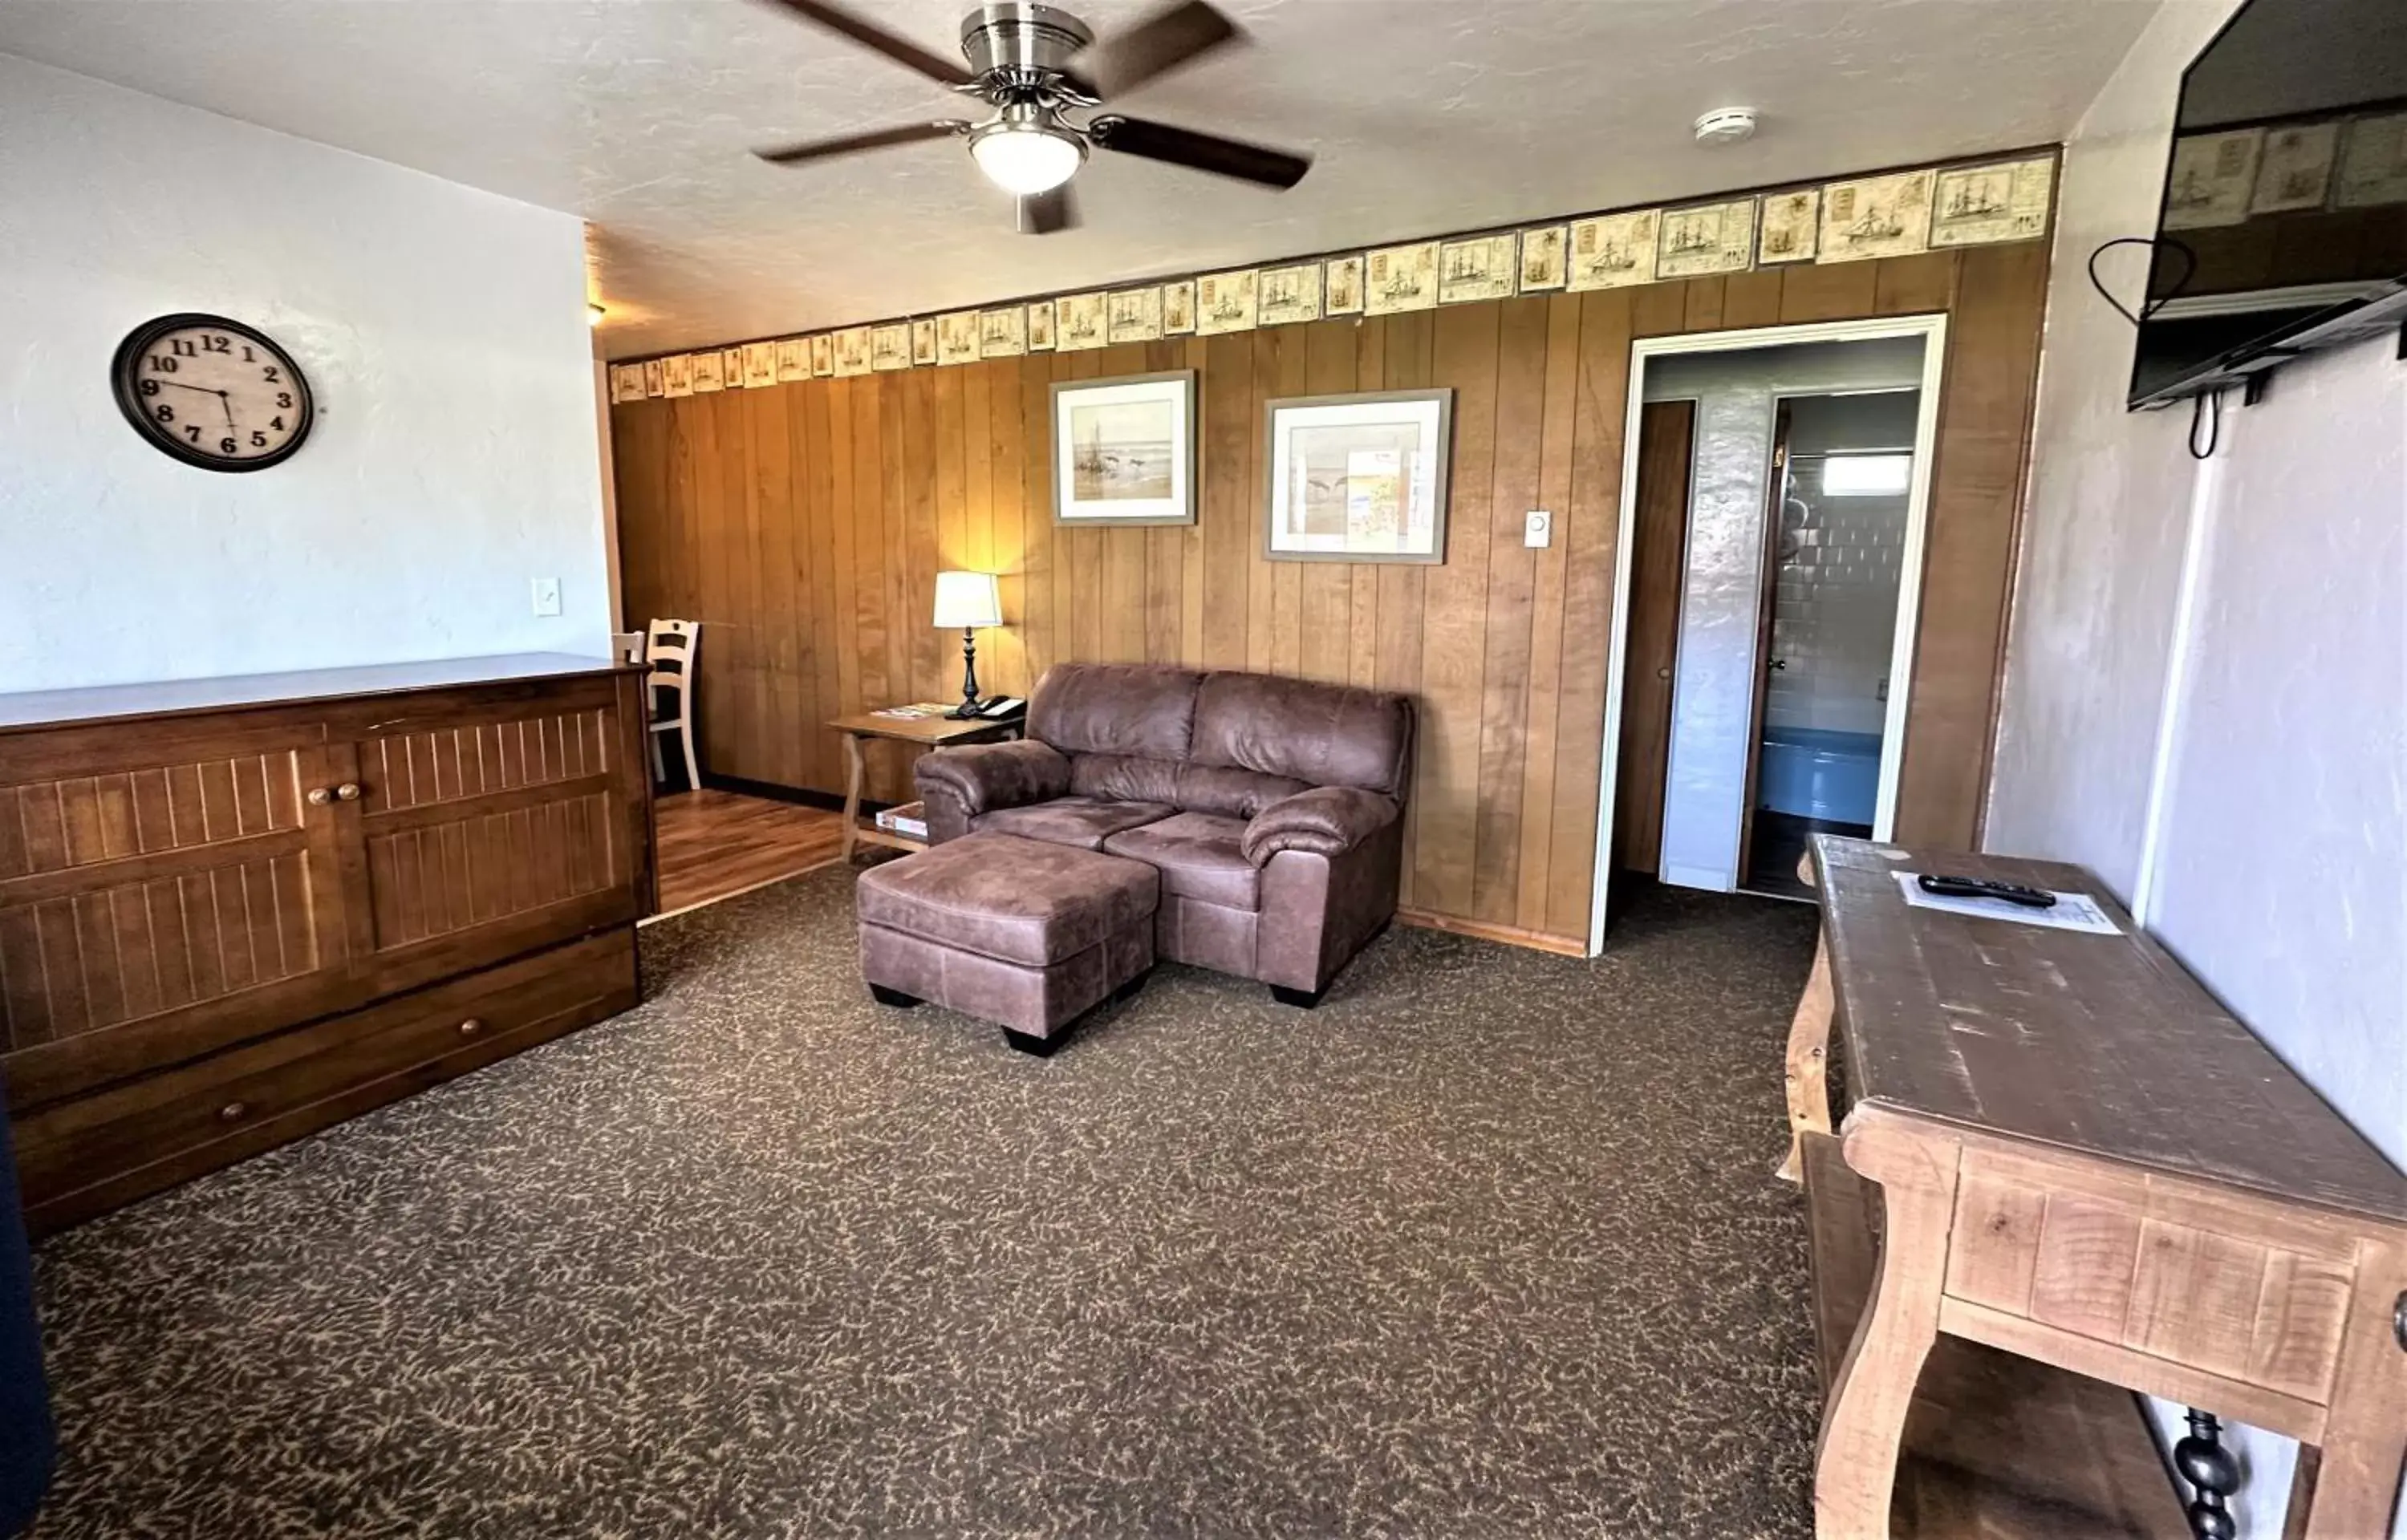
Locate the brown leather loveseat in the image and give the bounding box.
[913,663,1415,1007]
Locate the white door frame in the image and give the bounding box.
[1585,313,1951,955]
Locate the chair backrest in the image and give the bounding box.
[645,619,699,695]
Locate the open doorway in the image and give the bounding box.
[1742,390,1921,898]
[1589,317,1946,948]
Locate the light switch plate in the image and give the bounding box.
[530,577,562,617]
[1524,510,1552,549]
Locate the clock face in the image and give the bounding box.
[111,313,314,472]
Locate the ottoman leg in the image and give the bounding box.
[1271,983,1325,1010]
[1002,1026,1064,1057]
[1112,971,1148,1004]
[870,984,923,1009]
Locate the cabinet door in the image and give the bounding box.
[0,715,355,1108]
[338,676,643,995]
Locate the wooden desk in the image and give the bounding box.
[826,710,1021,861]
[1791,837,2406,1539]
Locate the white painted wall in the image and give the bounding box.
[1991,2,2407,1534]
[0,53,612,693]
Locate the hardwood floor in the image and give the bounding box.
[651,789,846,918]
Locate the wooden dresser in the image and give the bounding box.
[0,654,656,1235]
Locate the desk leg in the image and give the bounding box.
[2291,1235,2407,1539]
[1816,1117,1958,1540]
[1777,934,1834,1184]
[840,732,865,864]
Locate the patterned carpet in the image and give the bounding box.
[28,868,1822,1538]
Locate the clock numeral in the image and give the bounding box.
[140,379,160,397]
[148,355,178,374]
[242,345,256,363]
[220,437,238,455]
[262,367,281,383]
[275,393,294,409]
[250,432,267,448]
[270,416,286,431]
[168,338,197,358]
[184,425,201,444]
[154,404,174,424]
[204,334,232,354]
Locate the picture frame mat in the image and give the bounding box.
[1050,369,1198,527]
[1262,388,1453,564]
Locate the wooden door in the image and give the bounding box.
[1613,400,1697,880]
[335,675,646,997]
[0,713,355,1108]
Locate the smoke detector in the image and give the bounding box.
[1694,107,1758,146]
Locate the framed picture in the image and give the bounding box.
[1050,371,1196,527]
[1263,389,1452,564]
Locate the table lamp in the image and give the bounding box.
[932,570,1003,718]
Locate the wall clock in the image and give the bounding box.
[110,313,315,472]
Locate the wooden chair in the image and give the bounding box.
[643,619,700,790]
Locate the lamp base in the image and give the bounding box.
[950,627,984,718]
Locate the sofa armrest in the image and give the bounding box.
[1241,786,1400,865]
[914,740,1070,819]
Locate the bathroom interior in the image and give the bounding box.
[1610,330,1932,906]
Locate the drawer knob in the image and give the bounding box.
[335,782,364,802]
[457,1018,485,1037]
[218,1100,248,1122]
[306,787,334,806]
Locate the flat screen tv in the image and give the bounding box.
[2129,0,2407,407]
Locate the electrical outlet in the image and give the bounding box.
[530,577,562,618]
[1524,510,1553,549]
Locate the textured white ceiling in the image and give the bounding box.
[0,0,2162,359]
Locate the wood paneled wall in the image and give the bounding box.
[611,243,2048,950]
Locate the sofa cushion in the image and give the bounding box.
[1103,812,1260,910]
[1190,673,1415,797]
[1029,663,1203,760]
[1172,762,1313,820]
[1070,752,1184,807]
[855,833,1157,968]
[973,796,1175,850]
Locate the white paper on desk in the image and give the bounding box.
[1894,872,2121,934]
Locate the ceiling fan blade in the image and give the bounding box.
[1017,184,1079,236]
[753,120,968,165]
[1089,116,1311,189]
[753,0,976,87]
[1063,0,1239,98]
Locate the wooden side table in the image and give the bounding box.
[1796,837,2407,1540]
[826,710,1021,861]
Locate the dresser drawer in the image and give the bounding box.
[12,926,638,1234]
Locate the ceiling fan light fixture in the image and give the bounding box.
[970,118,1086,196]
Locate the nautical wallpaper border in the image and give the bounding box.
[607,148,2056,403]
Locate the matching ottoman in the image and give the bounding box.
[856,833,1158,1056]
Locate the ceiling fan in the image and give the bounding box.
[748,0,1313,234]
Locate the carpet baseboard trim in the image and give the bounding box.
[1396,907,1588,958]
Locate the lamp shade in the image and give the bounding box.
[932,570,1002,630]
